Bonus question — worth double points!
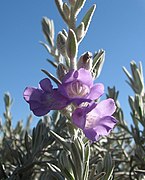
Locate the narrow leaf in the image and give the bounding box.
[47,59,58,68]
[82,4,96,33]
[55,0,68,24]
[66,29,78,69]
[57,32,67,56]
[40,41,51,54]
[74,0,87,17]
[92,50,105,78]
[76,22,85,42]
[63,3,70,18]
[41,69,61,85]
[50,130,70,150]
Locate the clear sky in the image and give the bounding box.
[0,0,145,126]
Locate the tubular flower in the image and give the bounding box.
[58,68,104,105]
[72,98,117,141]
[24,68,104,116]
[23,78,69,116]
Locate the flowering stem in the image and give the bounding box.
[69,7,76,31]
[69,7,77,70]
[70,57,77,70]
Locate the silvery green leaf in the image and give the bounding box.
[133,95,144,125]
[59,151,71,172]
[82,4,96,33]
[66,29,78,69]
[119,119,132,135]
[47,163,64,179]
[128,96,135,112]
[103,153,112,172]
[92,49,105,78]
[25,114,32,134]
[55,0,68,24]
[131,62,144,93]
[74,137,85,162]
[131,61,140,81]
[83,143,90,180]
[50,19,55,40]
[70,142,83,179]
[96,161,103,173]
[69,0,76,6]
[59,151,74,180]
[94,172,106,180]
[39,41,51,54]
[76,22,85,42]
[24,131,31,156]
[123,66,134,84]
[107,86,119,102]
[50,130,70,151]
[47,59,58,68]
[4,93,12,108]
[131,125,140,143]
[41,69,61,85]
[62,29,68,37]
[134,95,141,114]
[32,120,43,153]
[62,168,74,180]
[139,61,144,83]
[63,3,70,19]
[123,61,144,94]
[42,17,54,47]
[103,153,114,180]
[57,32,67,56]
[74,0,87,17]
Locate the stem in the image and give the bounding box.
[70,57,77,70]
[69,7,76,31]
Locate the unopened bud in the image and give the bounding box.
[77,52,93,70]
[57,63,68,81]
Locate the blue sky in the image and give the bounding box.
[0,0,145,126]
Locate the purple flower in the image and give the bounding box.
[72,98,117,141]
[23,78,69,116]
[58,68,104,105]
[24,68,104,117]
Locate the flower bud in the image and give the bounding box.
[77,51,93,71]
[57,63,68,81]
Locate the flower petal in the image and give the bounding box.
[93,98,116,117]
[83,128,99,141]
[29,101,50,116]
[50,89,70,110]
[62,70,75,83]
[62,68,93,87]
[72,107,86,129]
[94,116,117,136]
[23,87,42,102]
[23,87,51,116]
[77,68,93,87]
[39,78,53,92]
[88,83,104,100]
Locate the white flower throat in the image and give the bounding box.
[67,81,90,98]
